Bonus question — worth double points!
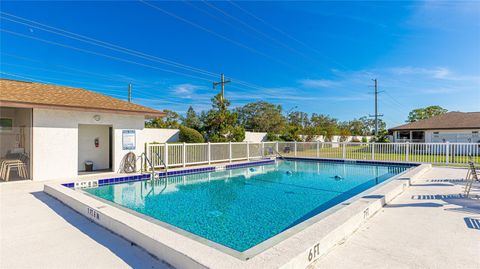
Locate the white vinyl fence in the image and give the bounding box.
[145,141,480,169]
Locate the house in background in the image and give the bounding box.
[389,112,480,143]
[0,78,166,181]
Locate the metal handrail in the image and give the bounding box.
[151,151,168,174]
[270,147,286,160]
[139,152,156,180]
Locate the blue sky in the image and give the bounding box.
[1,1,479,127]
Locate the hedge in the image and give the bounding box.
[179,126,205,143]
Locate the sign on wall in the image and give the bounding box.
[122,130,136,150]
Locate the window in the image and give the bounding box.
[0,118,13,132]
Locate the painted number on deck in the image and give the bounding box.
[308,243,320,262]
[363,208,370,219]
[87,207,100,220]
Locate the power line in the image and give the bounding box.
[182,0,248,35]
[0,11,272,92]
[0,13,218,78]
[228,0,348,70]
[1,53,275,104]
[0,71,52,84]
[0,70,201,106]
[1,62,132,91]
[201,1,310,59]
[384,90,410,111]
[0,28,218,83]
[138,0,296,70]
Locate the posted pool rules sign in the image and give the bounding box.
[122,130,136,150]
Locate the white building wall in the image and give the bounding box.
[244,131,267,142]
[78,124,110,171]
[300,135,373,143]
[425,129,480,143]
[243,131,373,143]
[32,108,145,181]
[139,128,179,143]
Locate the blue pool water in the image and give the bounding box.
[84,160,411,252]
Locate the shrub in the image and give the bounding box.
[361,137,368,143]
[179,126,205,143]
[350,137,361,143]
[373,130,390,143]
[266,132,279,141]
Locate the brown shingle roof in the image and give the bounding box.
[0,79,165,117]
[389,112,480,131]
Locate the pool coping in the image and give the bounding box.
[44,159,431,269]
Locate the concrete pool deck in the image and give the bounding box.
[1,166,479,268]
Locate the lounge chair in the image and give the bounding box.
[465,159,478,197]
[0,154,29,181]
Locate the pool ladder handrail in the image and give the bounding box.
[140,152,156,180]
[271,147,286,160]
[270,147,295,174]
[141,152,169,180]
[151,151,168,176]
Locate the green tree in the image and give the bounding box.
[345,117,386,136]
[203,93,245,142]
[372,129,390,143]
[310,114,339,141]
[359,116,386,135]
[178,125,205,143]
[288,111,310,129]
[182,106,202,130]
[145,109,180,129]
[346,119,366,136]
[279,124,302,141]
[236,101,286,133]
[407,106,448,122]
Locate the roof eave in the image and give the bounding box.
[389,127,480,131]
[0,100,166,118]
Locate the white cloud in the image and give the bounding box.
[171,83,205,97]
[299,79,339,88]
[389,66,451,79]
[389,66,480,83]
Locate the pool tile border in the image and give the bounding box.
[61,159,274,189]
[46,161,432,269]
[224,159,274,169]
[283,156,419,167]
[62,158,417,189]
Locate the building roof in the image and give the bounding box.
[0,79,165,117]
[389,112,480,131]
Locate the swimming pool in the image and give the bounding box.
[82,159,412,254]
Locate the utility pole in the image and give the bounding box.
[369,79,383,136]
[212,73,231,101]
[128,83,132,103]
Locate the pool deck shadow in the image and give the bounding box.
[464,217,480,230]
[384,202,444,208]
[30,191,172,269]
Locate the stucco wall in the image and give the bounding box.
[244,131,268,142]
[78,124,110,171]
[243,131,373,143]
[32,108,146,181]
[426,129,480,143]
[140,128,179,143]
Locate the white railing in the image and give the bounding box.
[146,141,480,169]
